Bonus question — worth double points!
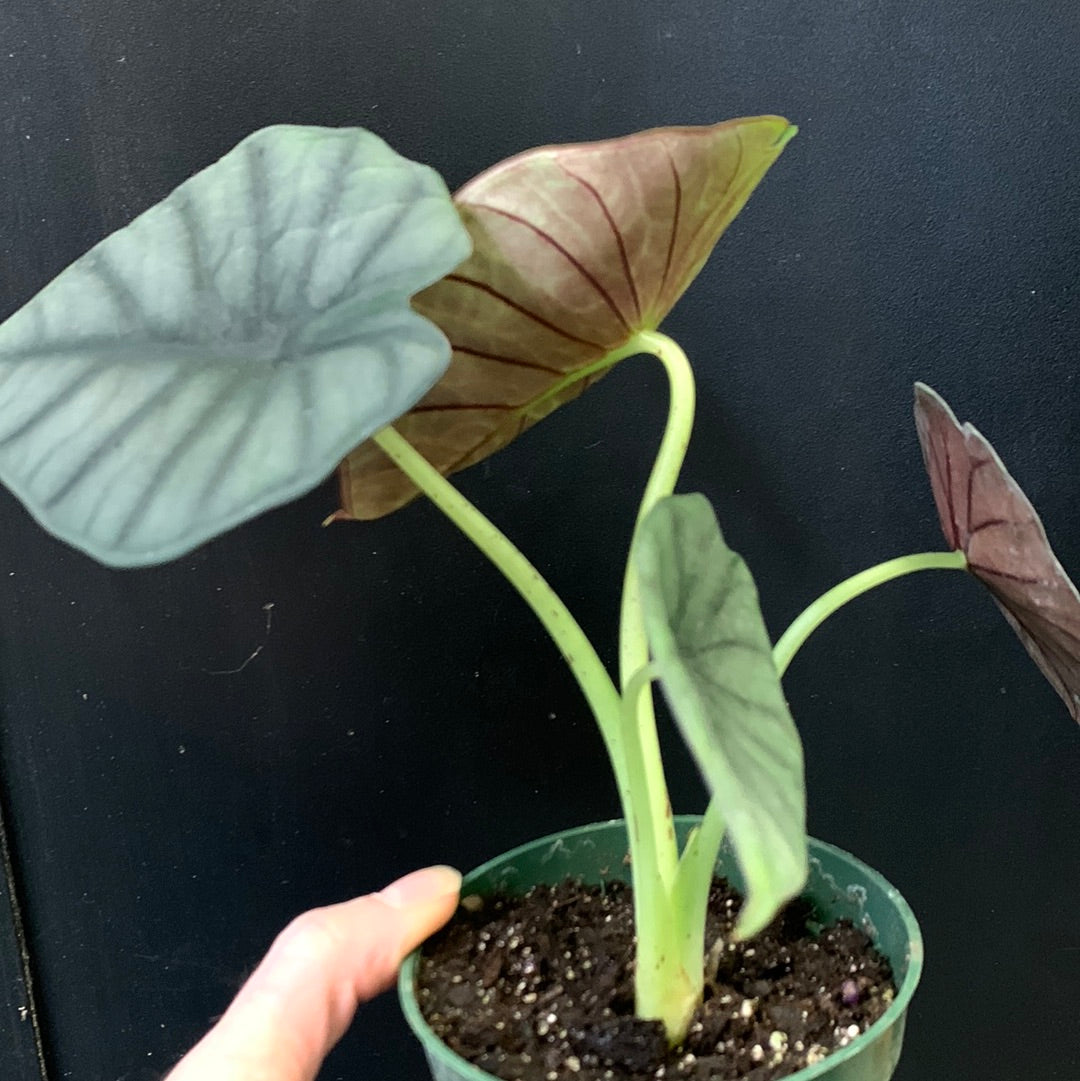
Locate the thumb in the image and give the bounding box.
[166,865,461,1081]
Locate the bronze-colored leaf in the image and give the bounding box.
[335,117,796,520]
[914,382,1080,722]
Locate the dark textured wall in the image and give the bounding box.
[1,2,1078,1079]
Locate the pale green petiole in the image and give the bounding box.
[370,425,633,815]
[772,548,969,677]
[619,663,698,1039]
[669,797,726,1003]
[615,330,699,1036]
[692,547,970,950]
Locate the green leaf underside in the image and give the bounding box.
[336,117,796,520]
[635,493,808,938]
[0,125,470,566]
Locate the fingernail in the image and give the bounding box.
[378,865,462,909]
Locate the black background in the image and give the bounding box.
[2,2,1079,1079]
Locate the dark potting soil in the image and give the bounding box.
[416,878,896,1081]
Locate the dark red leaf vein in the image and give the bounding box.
[554,161,642,324]
[467,203,632,334]
[968,563,1042,586]
[967,517,1010,536]
[657,147,682,304]
[965,454,994,539]
[450,344,562,375]
[443,274,608,350]
[943,434,960,548]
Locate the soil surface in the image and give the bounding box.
[416,877,896,1081]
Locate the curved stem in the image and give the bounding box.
[613,331,697,1034]
[619,330,698,687]
[371,426,631,808]
[618,331,696,891]
[697,548,969,955]
[773,549,968,677]
[520,336,651,420]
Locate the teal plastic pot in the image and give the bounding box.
[400,818,922,1081]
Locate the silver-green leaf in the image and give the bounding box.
[0,125,471,567]
[635,493,808,938]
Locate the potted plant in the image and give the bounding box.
[0,119,1075,1081]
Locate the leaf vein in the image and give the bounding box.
[443,275,608,350]
[553,161,642,324]
[469,202,632,333]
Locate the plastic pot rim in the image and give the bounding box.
[399,817,923,1081]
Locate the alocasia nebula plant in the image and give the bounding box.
[0,117,1076,1052]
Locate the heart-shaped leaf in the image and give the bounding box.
[0,125,470,567]
[915,383,1080,722]
[635,493,808,937]
[336,117,796,520]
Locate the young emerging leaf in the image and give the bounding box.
[635,493,808,938]
[915,383,1080,721]
[0,125,470,567]
[336,117,796,519]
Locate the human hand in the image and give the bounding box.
[166,864,461,1081]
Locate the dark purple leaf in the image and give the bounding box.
[914,382,1080,722]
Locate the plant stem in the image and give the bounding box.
[518,337,650,419]
[773,549,969,676]
[616,329,697,1035]
[371,426,632,810]
[669,797,726,1027]
[375,329,702,1044]
[690,548,969,978]
[620,667,697,1038]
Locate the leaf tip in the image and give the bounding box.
[773,123,798,150]
[912,382,961,446]
[913,381,945,411]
